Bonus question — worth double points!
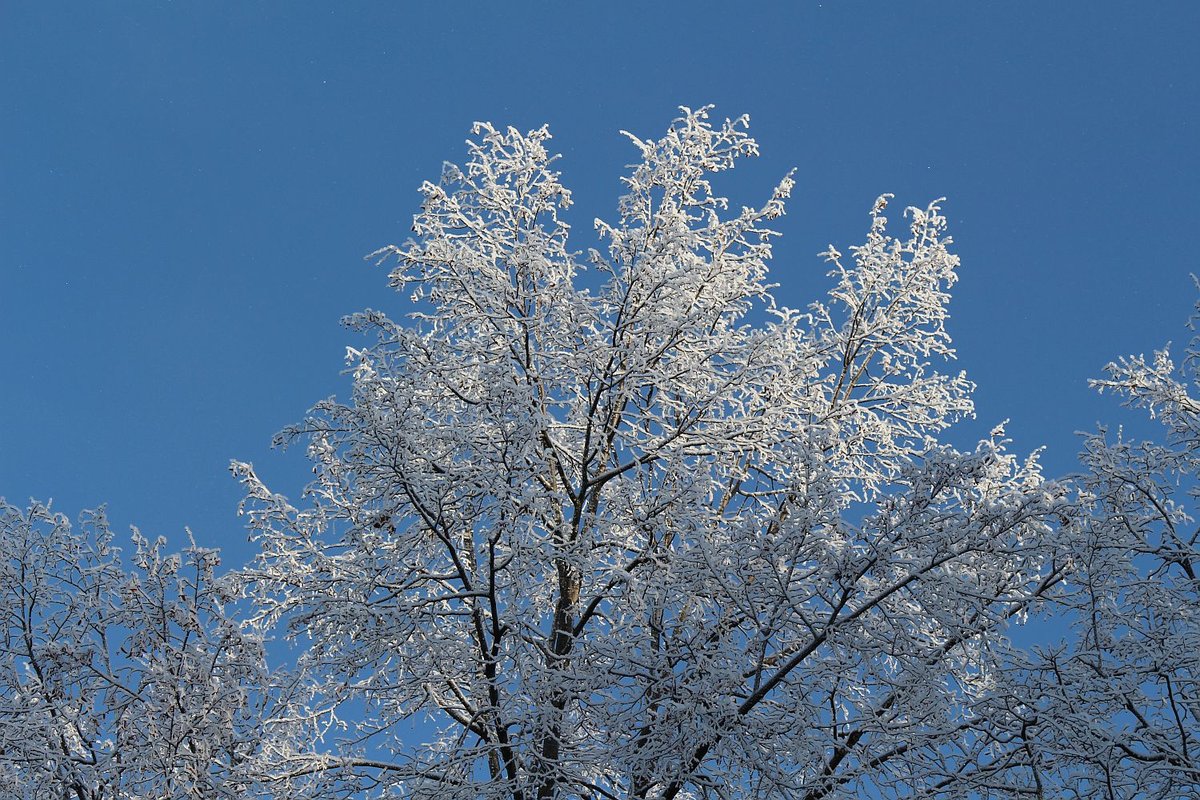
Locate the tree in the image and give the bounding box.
[8,107,1192,800]
[231,108,1080,799]
[1012,304,1200,799]
[0,500,270,800]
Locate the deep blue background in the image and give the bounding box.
[3,3,1198,564]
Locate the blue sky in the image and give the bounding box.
[3,3,1198,564]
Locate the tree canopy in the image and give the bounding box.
[2,108,1196,800]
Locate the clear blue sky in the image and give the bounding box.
[3,3,1198,564]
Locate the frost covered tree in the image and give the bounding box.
[0,500,270,800]
[6,108,1194,800]
[232,108,1081,800]
[1011,304,1200,799]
